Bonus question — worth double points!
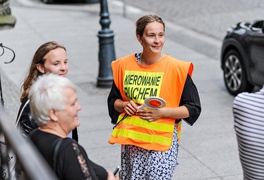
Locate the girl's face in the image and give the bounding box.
[37,48,68,77]
[137,21,165,54]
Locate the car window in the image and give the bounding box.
[251,21,264,33]
[252,21,264,28]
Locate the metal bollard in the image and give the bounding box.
[123,0,127,18]
[96,0,116,88]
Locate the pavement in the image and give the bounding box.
[120,0,264,61]
[0,0,243,179]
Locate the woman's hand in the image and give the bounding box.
[107,170,119,180]
[138,106,190,121]
[123,100,139,116]
[114,99,139,115]
[137,108,164,122]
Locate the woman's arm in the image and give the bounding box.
[61,142,108,180]
[16,97,38,136]
[179,74,201,125]
[107,82,138,124]
[107,82,122,124]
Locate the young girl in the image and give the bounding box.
[16,41,78,141]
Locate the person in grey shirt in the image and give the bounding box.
[233,85,264,180]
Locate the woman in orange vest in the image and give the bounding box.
[107,14,201,180]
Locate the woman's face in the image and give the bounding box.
[37,48,68,77]
[56,87,81,133]
[137,21,165,54]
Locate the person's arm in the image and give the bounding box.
[89,160,119,180]
[16,98,38,136]
[179,74,201,125]
[88,159,108,180]
[107,82,122,124]
[60,141,108,180]
[107,82,138,124]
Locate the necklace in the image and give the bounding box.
[140,53,162,66]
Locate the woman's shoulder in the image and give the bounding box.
[17,96,30,113]
[16,96,30,118]
[29,130,58,140]
[112,54,137,71]
[113,54,135,64]
[164,55,192,68]
[58,138,89,165]
[62,137,76,144]
[59,138,83,152]
[165,55,190,64]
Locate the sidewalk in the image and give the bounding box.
[0,0,243,179]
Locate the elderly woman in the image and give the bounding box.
[28,74,117,180]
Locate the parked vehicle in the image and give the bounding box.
[221,20,264,95]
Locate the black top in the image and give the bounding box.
[107,74,201,125]
[29,129,108,180]
[16,96,78,141]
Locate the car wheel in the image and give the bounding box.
[223,50,253,95]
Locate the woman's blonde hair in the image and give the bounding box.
[136,14,165,37]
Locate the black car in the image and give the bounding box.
[221,20,264,95]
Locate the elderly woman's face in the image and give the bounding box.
[55,87,81,133]
[37,48,69,77]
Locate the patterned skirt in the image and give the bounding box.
[120,127,179,180]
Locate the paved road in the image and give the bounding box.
[122,0,264,39]
[118,0,264,60]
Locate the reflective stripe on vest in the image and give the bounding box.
[109,113,175,151]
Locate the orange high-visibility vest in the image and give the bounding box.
[108,54,193,151]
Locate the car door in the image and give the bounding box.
[249,20,264,86]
